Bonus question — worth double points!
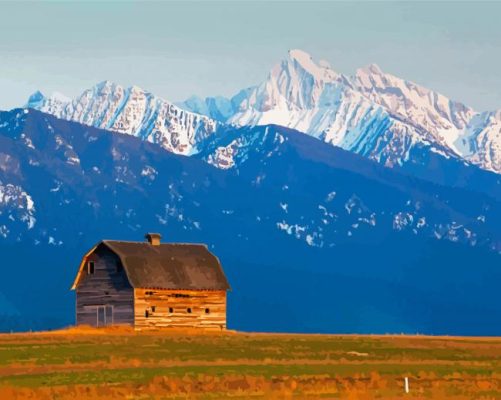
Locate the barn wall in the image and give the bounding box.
[134,289,227,330]
[76,245,134,326]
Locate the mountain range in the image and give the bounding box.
[27,81,219,156]
[30,49,501,176]
[0,49,499,334]
[183,49,501,175]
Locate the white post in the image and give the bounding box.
[404,376,409,394]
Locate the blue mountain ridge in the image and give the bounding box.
[0,108,500,334]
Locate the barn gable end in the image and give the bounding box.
[75,244,134,327]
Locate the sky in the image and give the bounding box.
[0,1,500,111]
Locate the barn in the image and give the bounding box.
[71,233,230,330]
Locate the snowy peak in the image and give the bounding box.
[26,90,46,108]
[28,81,220,155]
[363,63,384,75]
[177,95,236,123]
[229,49,346,123]
[26,90,71,107]
[90,80,118,94]
[23,49,501,175]
[288,48,312,63]
[26,90,69,115]
[352,63,482,160]
[286,49,339,83]
[353,63,475,130]
[220,50,501,174]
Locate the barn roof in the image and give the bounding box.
[71,240,230,291]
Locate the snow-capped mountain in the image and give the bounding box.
[27,50,501,175]
[27,81,219,155]
[182,49,501,174]
[1,109,501,334]
[352,64,501,172]
[26,90,70,116]
[23,49,501,190]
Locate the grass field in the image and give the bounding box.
[0,327,499,399]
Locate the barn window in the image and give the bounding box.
[169,307,173,313]
[87,261,95,274]
[145,310,149,318]
[171,293,190,298]
[187,308,192,314]
[205,308,210,314]
[151,306,156,313]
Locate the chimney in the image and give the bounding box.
[145,233,161,246]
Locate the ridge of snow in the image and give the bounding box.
[50,91,71,103]
[287,49,339,82]
[26,49,501,174]
[222,50,501,174]
[30,81,220,155]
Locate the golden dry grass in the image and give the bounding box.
[0,327,499,399]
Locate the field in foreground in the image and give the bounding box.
[0,327,499,399]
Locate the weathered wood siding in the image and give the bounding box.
[76,245,134,326]
[134,289,226,330]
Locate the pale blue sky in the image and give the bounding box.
[0,1,500,111]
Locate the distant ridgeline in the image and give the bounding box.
[30,50,501,177]
[0,108,500,334]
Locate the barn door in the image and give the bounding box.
[96,305,113,327]
[91,305,113,327]
[105,305,113,325]
[97,306,106,327]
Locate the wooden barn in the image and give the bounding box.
[71,233,230,330]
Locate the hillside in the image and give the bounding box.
[0,329,499,399]
[0,109,501,334]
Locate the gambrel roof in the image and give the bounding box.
[72,240,230,291]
